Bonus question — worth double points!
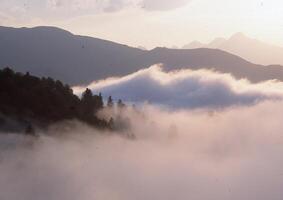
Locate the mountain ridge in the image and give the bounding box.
[183,33,283,66]
[0,26,283,85]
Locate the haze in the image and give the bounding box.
[2,101,283,200]
[1,1,283,200]
[0,0,283,49]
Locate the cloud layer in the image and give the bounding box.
[0,0,192,26]
[1,101,283,200]
[47,0,191,11]
[141,0,191,11]
[74,65,283,109]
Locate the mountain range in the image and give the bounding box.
[183,33,283,66]
[1,26,283,85]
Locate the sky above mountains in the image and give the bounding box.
[0,0,282,49]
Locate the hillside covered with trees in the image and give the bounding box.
[0,67,121,134]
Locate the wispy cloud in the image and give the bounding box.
[0,0,191,26]
[47,0,191,12]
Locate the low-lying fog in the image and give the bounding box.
[1,66,283,200]
[1,101,283,200]
[74,65,283,109]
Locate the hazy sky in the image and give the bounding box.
[0,0,282,48]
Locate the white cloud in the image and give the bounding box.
[46,0,191,12]
[47,0,111,11]
[1,101,283,200]
[74,65,283,109]
[141,0,191,11]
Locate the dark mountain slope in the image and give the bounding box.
[143,47,283,82]
[0,26,145,85]
[1,26,283,85]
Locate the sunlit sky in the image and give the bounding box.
[0,0,282,49]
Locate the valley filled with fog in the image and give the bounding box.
[1,66,283,200]
[1,0,283,199]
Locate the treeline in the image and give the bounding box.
[0,67,125,134]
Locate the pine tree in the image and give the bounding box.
[82,88,93,102]
[107,96,113,108]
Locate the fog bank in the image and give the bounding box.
[1,101,283,200]
[74,65,283,109]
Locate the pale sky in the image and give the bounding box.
[0,0,282,49]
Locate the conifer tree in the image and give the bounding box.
[107,96,113,108]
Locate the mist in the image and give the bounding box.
[74,65,283,109]
[1,100,283,200]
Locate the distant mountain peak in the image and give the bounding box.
[27,26,74,36]
[183,32,283,65]
[182,41,203,49]
[230,32,247,40]
[0,26,74,38]
[209,37,226,47]
[1,25,283,86]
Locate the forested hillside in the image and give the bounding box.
[0,68,117,134]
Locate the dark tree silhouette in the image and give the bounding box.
[79,88,105,124]
[93,92,104,112]
[81,88,94,114]
[107,96,114,108]
[0,68,113,133]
